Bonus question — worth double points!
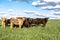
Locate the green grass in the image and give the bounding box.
[0,20,60,40]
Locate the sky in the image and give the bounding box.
[0,0,60,19]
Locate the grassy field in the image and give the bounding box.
[0,20,60,40]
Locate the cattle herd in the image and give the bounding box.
[1,17,49,29]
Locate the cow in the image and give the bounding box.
[6,19,10,26]
[1,17,10,28]
[1,17,7,28]
[22,18,33,28]
[32,17,49,27]
[10,17,25,29]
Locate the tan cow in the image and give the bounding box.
[10,17,25,29]
[1,17,7,28]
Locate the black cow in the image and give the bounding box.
[6,19,10,26]
[22,18,33,28]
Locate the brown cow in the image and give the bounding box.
[32,17,49,27]
[10,17,25,29]
[1,17,10,28]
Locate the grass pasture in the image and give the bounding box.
[0,20,60,40]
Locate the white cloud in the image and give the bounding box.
[32,1,39,5]
[7,9,17,14]
[52,12,60,15]
[8,9,14,12]
[0,9,18,19]
[24,10,35,14]
[24,10,35,13]
[32,0,60,11]
[0,12,8,15]
[24,10,60,19]
[54,5,60,8]
[32,0,57,7]
[44,0,60,3]
[42,6,53,9]
[0,12,5,14]
[42,5,60,10]
[32,1,46,6]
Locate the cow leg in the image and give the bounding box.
[27,23,29,27]
[2,21,4,27]
[42,23,46,27]
[2,22,5,28]
[35,23,38,27]
[18,22,21,28]
[19,25,21,28]
[41,21,46,27]
[19,23,23,28]
[18,20,24,28]
[28,24,31,27]
[5,22,8,26]
[3,23,5,28]
[10,23,13,29]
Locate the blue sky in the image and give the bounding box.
[0,0,60,19]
